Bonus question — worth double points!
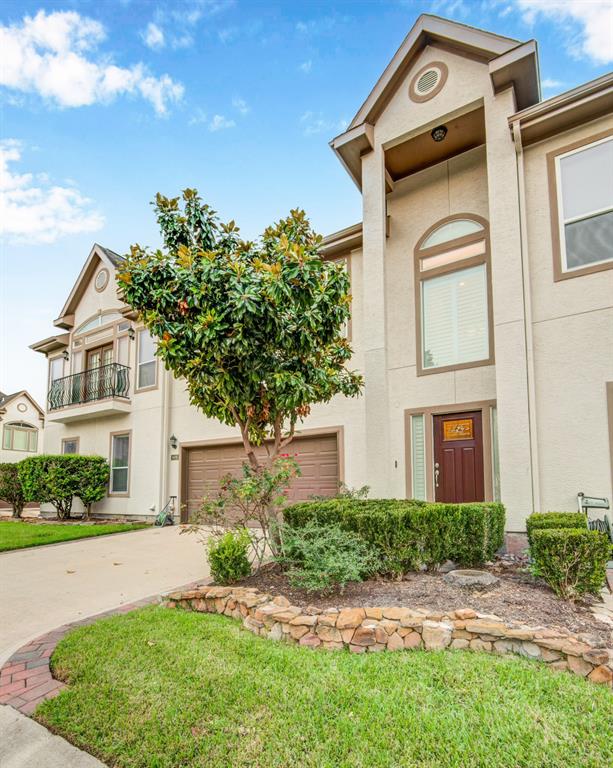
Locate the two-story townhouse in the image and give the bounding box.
[31,16,613,542]
[0,390,44,513]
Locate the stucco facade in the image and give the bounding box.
[0,391,44,465]
[31,16,613,534]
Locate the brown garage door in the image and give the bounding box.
[182,433,339,521]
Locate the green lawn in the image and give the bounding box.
[0,520,148,551]
[37,608,612,768]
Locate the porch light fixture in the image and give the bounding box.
[169,434,178,450]
[128,326,136,340]
[431,125,448,142]
[62,350,69,361]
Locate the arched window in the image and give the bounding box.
[74,311,124,336]
[415,214,493,374]
[2,421,38,452]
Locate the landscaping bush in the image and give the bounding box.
[206,529,252,584]
[283,499,505,575]
[0,462,26,518]
[18,455,110,520]
[529,528,611,599]
[526,511,587,545]
[277,521,380,593]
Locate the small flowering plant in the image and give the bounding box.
[183,456,300,568]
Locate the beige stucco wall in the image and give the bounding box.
[523,115,613,514]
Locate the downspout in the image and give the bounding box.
[158,365,170,515]
[512,120,541,513]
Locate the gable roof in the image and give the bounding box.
[347,15,524,130]
[54,243,124,330]
[0,390,45,418]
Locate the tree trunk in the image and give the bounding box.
[12,502,23,519]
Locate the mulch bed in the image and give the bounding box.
[238,562,613,648]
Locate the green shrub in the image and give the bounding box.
[283,499,505,575]
[277,522,379,594]
[0,462,26,518]
[206,529,252,584]
[18,455,110,520]
[526,512,587,545]
[529,528,611,599]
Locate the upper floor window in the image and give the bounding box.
[415,215,493,375]
[548,132,613,280]
[74,311,124,336]
[49,356,64,387]
[136,328,157,390]
[3,422,38,452]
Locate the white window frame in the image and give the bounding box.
[3,422,38,452]
[554,134,613,275]
[109,432,131,496]
[62,437,80,455]
[136,328,158,391]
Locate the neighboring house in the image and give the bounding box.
[31,15,613,538]
[0,390,44,464]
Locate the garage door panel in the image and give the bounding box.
[183,434,339,520]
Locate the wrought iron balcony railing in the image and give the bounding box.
[48,363,130,411]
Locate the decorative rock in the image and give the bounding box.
[539,648,562,663]
[454,608,477,620]
[352,626,377,647]
[444,569,499,588]
[272,595,290,607]
[340,628,356,644]
[387,633,404,651]
[451,639,470,650]
[588,665,613,685]
[383,607,413,621]
[268,622,284,642]
[583,648,611,666]
[470,638,492,652]
[404,632,422,649]
[316,625,342,643]
[289,624,309,640]
[550,660,569,672]
[318,613,339,627]
[289,614,317,627]
[365,607,383,620]
[422,621,452,650]
[493,640,518,654]
[519,641,541,658]
[349,644,366,654]
[299,633,322,648]
[452,629,473,640]
[566,655,593,677]
[380,619,399,635]
[337,608,365,630]
[465,620,507,637]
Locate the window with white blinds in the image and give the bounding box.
[421,264,489,369]
[411,414,426,500]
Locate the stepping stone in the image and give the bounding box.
[443,569,499,588]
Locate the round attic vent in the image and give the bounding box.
[95,268,109,292]
[409,61,448,103]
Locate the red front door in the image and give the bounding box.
[433,411,485,503]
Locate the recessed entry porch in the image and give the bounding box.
[405,400,499,503]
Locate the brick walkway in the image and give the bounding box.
[0,580,209,715]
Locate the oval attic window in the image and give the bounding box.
[95,268,109,292]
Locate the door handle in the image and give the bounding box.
[434,462,440,488]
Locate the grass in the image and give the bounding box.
[0,520,148,551]
[37,607,612,768]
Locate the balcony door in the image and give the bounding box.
[86,344,113,401]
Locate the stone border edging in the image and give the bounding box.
[165,586,613,687]
[0,579,210,715]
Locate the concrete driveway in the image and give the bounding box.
[0,526,211,667]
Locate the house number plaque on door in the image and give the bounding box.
[443,418,473,441]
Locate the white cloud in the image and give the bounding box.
[208,114,235,132]
[300,111,347,137]
[299,60,312,74]
[515,0,613,64]
[541,77,567,89]
[232,96,250,115]
[0,139,104,244]
[142,22,165,50]
[0,10,184,114]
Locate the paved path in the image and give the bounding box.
[0,525,211,767]
[0,526,210,667]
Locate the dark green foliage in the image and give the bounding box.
[277,522,380,593]
[0,462,26,518]
[529,528,611,599]
[116,189,362,472]
[207,529,252,584]
[283,499,505,575]
[526,512,587,545]
[18,455,110,520]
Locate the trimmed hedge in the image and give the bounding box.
[0,462,26,518]
[526,512,586,545]
[529,528,611,599]
[283,499,505,575]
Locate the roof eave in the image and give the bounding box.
[329,123,375,192]
[488,40,540,111]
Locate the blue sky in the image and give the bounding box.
[1,0,612,404]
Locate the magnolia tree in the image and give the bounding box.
[117,189,363,536]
